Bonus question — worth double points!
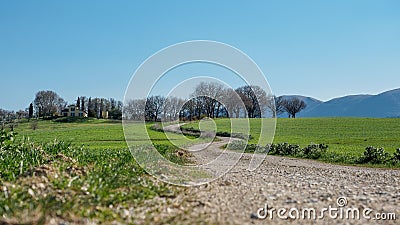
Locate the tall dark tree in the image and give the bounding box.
[110,98,116,110]
[282,97,307,118]
[81,96,86,112]
[87,97,94,117]
[29,103,34,118]
[76,97,81,109]
[99,99,104,118]
[94,98,99,118]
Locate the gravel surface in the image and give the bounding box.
[133,124,400,225]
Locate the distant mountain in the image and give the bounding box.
[278,88,400,118]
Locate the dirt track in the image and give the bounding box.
[133,124,400,225]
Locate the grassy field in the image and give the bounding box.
[0,119,199,224]
[1,117,399,223]
[12,117,400,162]
[15,117,400,159]
[182,117,400,161]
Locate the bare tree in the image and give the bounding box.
[34,90,65,117]
[192,82,224,118]
[16,110,27,119]
[57,98,67,115]
[180,98,197,121]
[145,95,165,121]
[161,96,183,121]
[282,97,307,118]
[222,89,244,118]
[162,97,172,121]
[0,109,17,131]
[124,99,146,120]
[235,85,268,118]
[267,95,285,117]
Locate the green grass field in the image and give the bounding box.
[1,117,399,223]
[15,117,400,158]
[13,117,400,163]
[181,117,400,159]
[16,119,206,149]
[0,119,198,224]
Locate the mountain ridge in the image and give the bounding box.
[278,88,400,118]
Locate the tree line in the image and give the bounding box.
[1,86,307,128]
[124,82,307,121]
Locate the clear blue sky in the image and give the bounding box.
[1,0,399,111]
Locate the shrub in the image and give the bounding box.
[181,126,200,133]
[216,131,230,137]
[301,143,328,159]
[391,148,400,164]
[227,140,247,151]
[269,143,301,156]
[357,146,390,164]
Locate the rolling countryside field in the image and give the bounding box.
[1,117,399,223]
[15,117,400,165]
[0,119,202,224]
[182,117,400,165]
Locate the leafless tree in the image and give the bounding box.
[267,95,285,117]
[282,97,307,118]
[16,110,28,119]
[124,99,146,120]
[161,96,183,121]
[222,88,244,118]
[180,98,196,121]
[145,95,165,121]
[192,82,224,118]
[34,90,65,117]
[235,85,268,118]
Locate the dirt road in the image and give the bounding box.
[134,124,400,224]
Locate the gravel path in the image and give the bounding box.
[135,124,400,224]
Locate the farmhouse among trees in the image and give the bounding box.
[61,104,87,117]
[30,91,123,119]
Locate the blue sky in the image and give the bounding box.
[1,0,399,110]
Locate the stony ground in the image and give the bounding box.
[133,124,400,225]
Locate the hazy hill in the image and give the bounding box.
[279,88,400,118]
